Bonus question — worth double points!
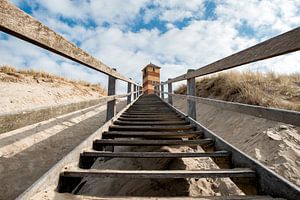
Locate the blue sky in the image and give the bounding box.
[0,0,299,92]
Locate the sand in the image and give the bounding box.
[0,72,104,113]
[172,95,300,187]
[0,101,126,199]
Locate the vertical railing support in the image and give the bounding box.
[134,85,137,99]
[161,83,164,100]
[127,81,132,105]
[187,69,196,120]
[168,79,173,105]
[106,69,117,122]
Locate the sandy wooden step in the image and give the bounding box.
[113,120,189,126]
[52,193,285,200]
[118,116,185,121]
[60,168,255,179]
[102,130,203,139]
[109,125,195,132]
[123,112,177,115]
[120,114,181,119]
[93,138,213,151]
[79,151,230,169]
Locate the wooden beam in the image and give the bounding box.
[81,151,230,158]
[0,0,135,84]
[102,130,203,138]
[93,138,213,146]
[106,70,116,121]
[61,168,255,179]
[108,124,195,131]
[187,69,196,120]
[167,28,300,83]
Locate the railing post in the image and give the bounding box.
[134,85,137,99]
[161,83,164,100]
[168,79,173,105]
[106,68,117,122]
[187,69,196,120]
[127,81,132,105]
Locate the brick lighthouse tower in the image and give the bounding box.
[142,63,161,94]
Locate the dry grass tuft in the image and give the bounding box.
[0,65,106,95]
[174,71,300,111]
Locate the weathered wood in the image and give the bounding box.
[106,71,116,121]
[187,69,196,120]
[102,130,203,139]
[81,151,230,158]
[167,27,300,83]
[172,93,300,126]
[113,120,189,126]
[46,194,286,200]
[168,79,173,105]
[61,168,255,179]
[0,1,136,84]
[78,150,229,168]
[118,116,184,121]
[93,138,213,147]
[127,82,132,105]
[108,124,195,131]
[161,82,165,99]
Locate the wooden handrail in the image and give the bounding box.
[0,0,137,85]
[161,27,300,85]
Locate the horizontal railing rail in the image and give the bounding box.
[0,0,143,123]
[156,27,300,122]
[0,0,136,84]
[160,27,300,85]
[160,92,300,126]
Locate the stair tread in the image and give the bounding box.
[93,138,213,146]
[61,168,256,178]
[81,151,230,158]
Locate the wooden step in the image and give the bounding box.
[102,130,203,139]
[123,112,177,115]
[109,125,195,131]
[113,120,189,126]
[93,138,213,151]
[79,151,230,169]
[120,114,181,119]
[52,194,285,200]
[60,168,255,179]
[118,116,185,121]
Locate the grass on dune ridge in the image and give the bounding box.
[174,71,300,112]
[0,65,106,95]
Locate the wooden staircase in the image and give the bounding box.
[55,94,287,199]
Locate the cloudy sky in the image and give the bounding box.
[0,0,299,91]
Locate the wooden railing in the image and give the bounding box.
[156,27,300,121]
[0,0,142,121]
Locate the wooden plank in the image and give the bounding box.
[0,0,135,83]
[106,71,116,121]
[120,114,180,118]
[93,138,213,146]
[113,120,189,126]
[117,116,184,121]
[187,69,196,120]
[102,130,203,138]
[108,124,195,131]
[49,193,286,200]
[167,27,300,83]
[81,151,230,158]
[61,168,255,179]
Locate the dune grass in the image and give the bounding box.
[174,71,300,111]
[0,65,106,95]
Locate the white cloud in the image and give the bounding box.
[1,0,299,93]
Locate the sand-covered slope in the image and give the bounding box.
[175,71,300,112]
[0,66,106,113]
[173,96,300,187]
